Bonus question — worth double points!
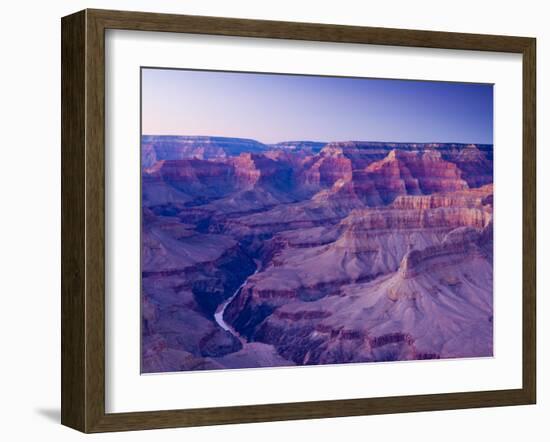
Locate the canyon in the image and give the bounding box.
[141,136,493,373]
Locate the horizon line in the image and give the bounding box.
[141,133,494,146]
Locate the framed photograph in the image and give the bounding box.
[61,9,536,432]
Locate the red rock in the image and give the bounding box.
[141,139,494,371]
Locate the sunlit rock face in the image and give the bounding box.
[141,138,493,373]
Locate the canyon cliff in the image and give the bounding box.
[141,136,493,372]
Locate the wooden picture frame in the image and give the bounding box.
[61,8,536,433]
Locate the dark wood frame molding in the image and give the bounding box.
[61,8,536,433]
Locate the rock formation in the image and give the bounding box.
[141,138,493,372]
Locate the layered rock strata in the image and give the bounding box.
[141,139,494,372]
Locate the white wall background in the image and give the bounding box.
[0,0,546,440]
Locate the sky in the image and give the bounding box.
[141,68,493,145]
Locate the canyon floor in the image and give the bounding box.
[141,136,494,373]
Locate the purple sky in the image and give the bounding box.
[141,68,493,144]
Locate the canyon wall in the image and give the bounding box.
[141,137,493,372]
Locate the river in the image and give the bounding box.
[213,259,261,344]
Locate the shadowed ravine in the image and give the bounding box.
[214,259,262,344]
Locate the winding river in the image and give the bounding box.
[213,259,261,343]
